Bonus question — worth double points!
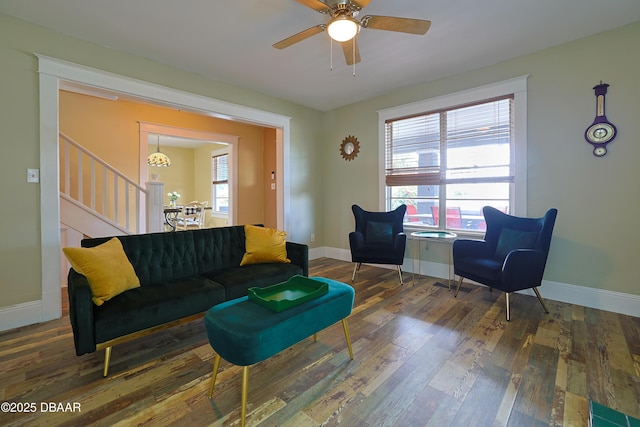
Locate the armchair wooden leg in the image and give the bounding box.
[505,293,510,321]
[454,276,464,298]
[533,287,550,314]
[352,263,361,281]
[396,265,404,285]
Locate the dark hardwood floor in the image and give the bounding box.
[1,258,638,426]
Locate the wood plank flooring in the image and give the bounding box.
[1,258,638,426]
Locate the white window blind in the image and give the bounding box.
[384,95,516,231]
[212,154,228,185]
[385,95,514,187]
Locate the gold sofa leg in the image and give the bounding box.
[103,346,112,377]
[208,354,222,398]
[397,265,404,285]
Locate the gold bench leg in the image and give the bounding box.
[342,319,354,360]
[241,366,249,427]
[208,354,221,398]
[103,346,112,377]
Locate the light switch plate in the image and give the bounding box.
[27,168,40,183]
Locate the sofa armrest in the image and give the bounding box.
[67,269,97,356]
[286,241,309,277]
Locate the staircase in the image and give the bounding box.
[59,132,148,238]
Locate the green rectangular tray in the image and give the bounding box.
[248,276,328,312]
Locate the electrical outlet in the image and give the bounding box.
[310,233,315,242]
[27,168,40,183]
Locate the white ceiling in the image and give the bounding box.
[2,1,640,111]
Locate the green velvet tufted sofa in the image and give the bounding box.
[66,225,308,376]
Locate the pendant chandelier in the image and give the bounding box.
[147,135,171,167]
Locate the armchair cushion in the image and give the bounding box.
[365,221,393,244]
[454,257,503,282]
[495,228,538,259]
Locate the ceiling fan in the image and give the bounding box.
[273,0,432,65]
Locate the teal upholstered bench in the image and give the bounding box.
[204,277,355,427]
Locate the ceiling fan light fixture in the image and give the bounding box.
[147,136,171,167]
[327,15,359,42]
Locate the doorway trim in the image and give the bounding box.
[36,54,291,325]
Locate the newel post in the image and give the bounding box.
[146,180,165,232]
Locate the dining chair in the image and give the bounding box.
[175,202,205,230]
[187,200,208,228]
[431,206,462,228]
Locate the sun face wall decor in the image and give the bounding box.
[340,135,360,161]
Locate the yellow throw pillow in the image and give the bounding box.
[240,225,291,266]
[63,237,140,306]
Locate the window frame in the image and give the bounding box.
[377,76,528,235]
[211,150,229,215]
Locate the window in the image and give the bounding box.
[212,153,229,213]
[379,77,527,233]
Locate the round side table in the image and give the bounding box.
[410,231,457,288]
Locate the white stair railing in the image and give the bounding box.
[59,132,147,234]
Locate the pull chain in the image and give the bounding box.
[330,38,333,71]
[352,37,356,76]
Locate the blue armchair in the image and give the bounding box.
[453,206,558,320]
[349,204,407,284]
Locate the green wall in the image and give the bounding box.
[322,21,640,296]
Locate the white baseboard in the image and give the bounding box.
[313,246,640,318]
[0,300,44,332]
[531,280,640,318]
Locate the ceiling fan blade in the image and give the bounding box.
[350,0,371,9]
[295,0,330,13]
[361,15,432,35]
[341,38,361,65]
[273,25,326,49]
